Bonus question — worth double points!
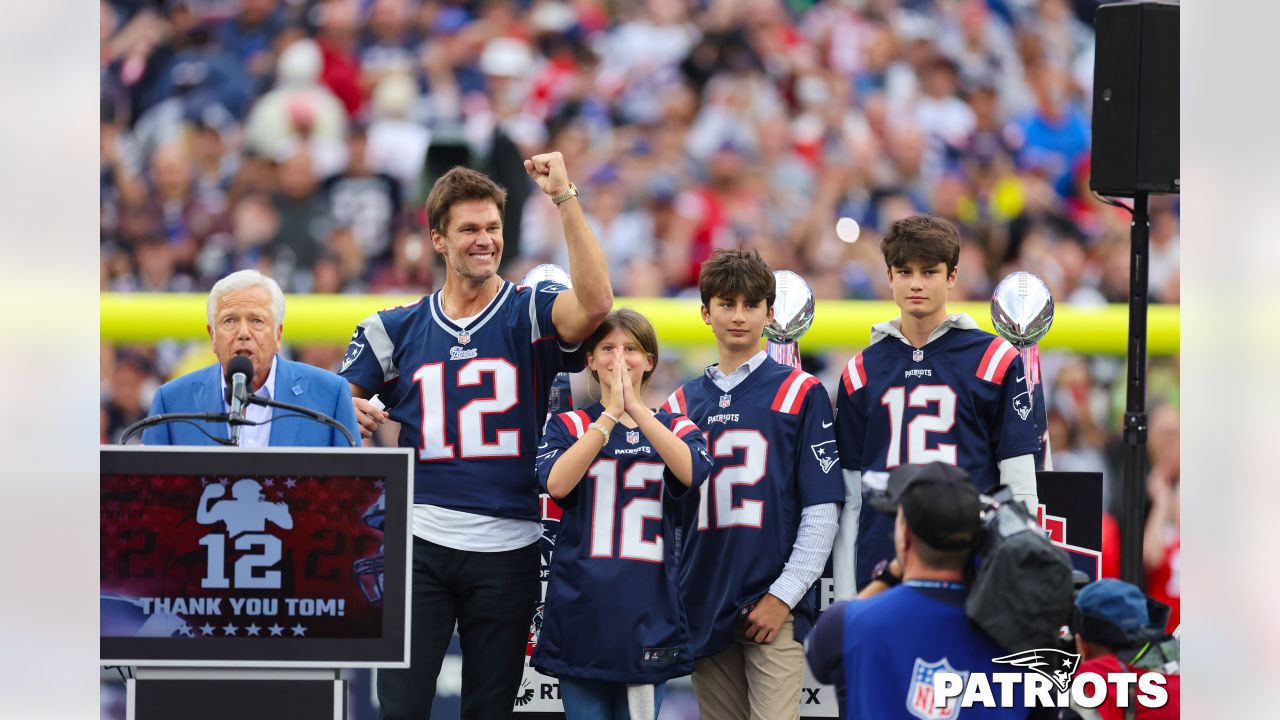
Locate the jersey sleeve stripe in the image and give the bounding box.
[842,353,867,394]
[990,344,1019,384]
[977,338,1017,383]
[662,386,686,414]
[772,371,818,414]
[672,417,697,438]
[358,313,398,381]
[560,411,587,438]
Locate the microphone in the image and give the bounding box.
[225,356,254,445]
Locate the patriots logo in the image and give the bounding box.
[1012,390,1033,421]
[341,341,365,372]
[539,282,569,294]
[993,648,1080,693]
[810,440,838,474]
[907,658,966,719]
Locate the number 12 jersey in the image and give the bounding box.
[339,280,584,521]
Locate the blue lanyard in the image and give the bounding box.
[904,579,966,592]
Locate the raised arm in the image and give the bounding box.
[523,151,613,344]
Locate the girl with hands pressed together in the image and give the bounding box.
[533,309,712,720]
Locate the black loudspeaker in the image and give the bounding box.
[1089,1,1179,196]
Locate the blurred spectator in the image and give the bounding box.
[243,38,348,177]
[314,0,366,117]
[366,72,429,202]
[215,0,288,86]
[267,147,333,288]
[1143,403,1180,633]
[103,349,155,444]
[320,123,403,267]
[1014,61,1089,197]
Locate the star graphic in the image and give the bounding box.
[268,624,285,637]
[374,480,384,489]
[263,479,275,487]
[222,623,239,636]
[199,623,216,636]
[285,478,298,488]
[219,477,230,486]
[178,624,193,637]
[1062,659,1072,668]
[245,623,262,636]
[291,624,307,636]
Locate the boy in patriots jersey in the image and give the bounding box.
[662,249,843,720]
[534,309,711,719]
[340,158,613,719]
[831,215,1040,596]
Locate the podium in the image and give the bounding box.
[129,668,344,720]
[101,447,414,719]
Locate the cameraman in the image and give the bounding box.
[1067,579,1181,719]
[806,462,1027,719]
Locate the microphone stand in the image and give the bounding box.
[244,395,358,448]
[119,413,242,446]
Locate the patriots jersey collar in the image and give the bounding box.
[429,281,512,343]
[704,350,769,392]
[869,313,979,361]
[869,313,980,347]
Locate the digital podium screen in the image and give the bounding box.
[101,447,412,667]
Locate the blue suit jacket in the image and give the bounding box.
[142,358,360,447]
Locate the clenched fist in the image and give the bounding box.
[523,151,571,197]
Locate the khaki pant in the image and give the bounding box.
[691,614,805,720]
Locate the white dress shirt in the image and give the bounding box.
[220,356,277,447]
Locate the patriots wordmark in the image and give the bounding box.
[932,648,1170,710]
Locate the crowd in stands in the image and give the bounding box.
[99,0,1179,615]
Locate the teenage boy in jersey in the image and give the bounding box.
[661,249,843,720]
[831,215,1039,598]
[340,155,612,719]
[806,462,1026,719]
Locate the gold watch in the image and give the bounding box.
[552,183,579,206]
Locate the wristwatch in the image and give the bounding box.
[552,183,579,206]
[871,558,901,587]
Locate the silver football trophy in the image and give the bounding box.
[521,264,574,415]
[990,271,1055,469]
[764,270,815,370]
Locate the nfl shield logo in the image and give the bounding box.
[626,430,640,444]
[906,658,967,719]
[912,348,924,362]
[457,332,471,345]
[719,394,732,408]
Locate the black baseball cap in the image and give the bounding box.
[870,462,981,551]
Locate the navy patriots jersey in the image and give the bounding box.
[834,327,1040,588]
[662,357,844,658]
[532,404,711,683]
[339,280,584,520]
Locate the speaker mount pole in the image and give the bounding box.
[1120,190,1150,588]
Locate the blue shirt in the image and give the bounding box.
[807,584,1027,719]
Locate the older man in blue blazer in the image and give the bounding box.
[143,270,359,447]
